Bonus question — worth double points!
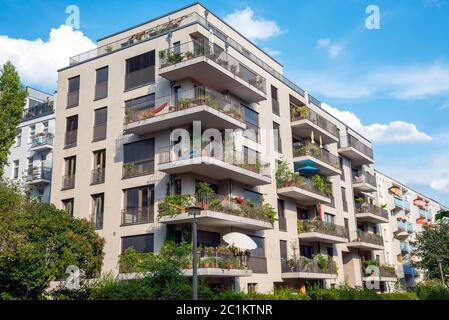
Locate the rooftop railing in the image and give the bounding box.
[292,141,339,170]
[341,134,373,159]
[31,133,54,148]
[22,102,54,121]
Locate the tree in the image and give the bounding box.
[0,180,105,299]
[415,221,449,283]
[0,61,27,176]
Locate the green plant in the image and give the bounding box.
[312,174,332,196]
[157,194,194,218]
[414,280,449,300]
[123,162,137,177]
[184,51,193,59]
[355,197,365,203]
[291,104,309,120]
[314,254,329,272]
[197,182,215,196]
[105,45,113,53]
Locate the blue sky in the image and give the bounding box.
[1,0,448,205]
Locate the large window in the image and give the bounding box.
[121,234,154,253]
[67,76,80,108]
[93,107,107,141]
[271,85,279,115]
[243,106,259,142]
[62,198,74,216]
[278,199,286,232]
[273,121,282,153]
[92,149,106,185]
[122,185,154,225]
[91,193,104,230]
[123,138,155,178]
[300,245,314,258]
[65,115,78,148]
[124,94,155,123]
[243,189,262,204]
[63,156,76,190]
[125,51,155,90]
[341,187,348,212]
[95,66,108,100]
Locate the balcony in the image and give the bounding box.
[62,174,75,190]
[121,206,154,226]
[347,230,384,250]
[26,166,52,185]
[158,40,267,103]
[338,134,374,165]
[122,159,154,179]
[158,193,274,231]
[292,141,341,176]
[290,105,339,145]
[361,263,397,282]
[352,171,377,192]
[158,146,271,187]
[30,133,54,152]
[91,168,105,185]
[124,87,246,136]
[22,101,54,121]
[400,241,410,252]
[297,219,348,243]
[394,196,411,212]
[397,221,413,233]
[419,208,432,221]
[276,173,332,205]
[355,203,389,224]
[281,257,338,280]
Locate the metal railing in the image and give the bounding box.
[292,141,339,169]
[124,86,244,125]
[247,256,267,273]
[26,166,52,182]
[22,102,54,121]
[355,203,389,220]
[290,105,339,137]
[394,196,411,211]
[362,263,396,278]
[276,174,332,198]
[341,134,374,159]
[31,134,54,148]
[67,91,79,108]
[159,39,266,93]
[91,212,103,230]
[158,144,271,178]
[351,230,383,246]
[183,247,248,270]
[94,81,108,100]
[400,241,410,252]
[62,174,75,190]
[397,221,413,233]
[124,65,155,91]
[281,258,337,274]
[91,168,105,185]
[93,123,107,141]
[64,130,78,148]
[121,206,154,225]
[352,171,376,187]
[297,219,348,238]
[122,159,154,179]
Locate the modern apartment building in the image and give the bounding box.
[3,87,55,203]
[50,2,443,293]
[375,171,448,288]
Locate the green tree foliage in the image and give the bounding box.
[0,62,27,176]
[0,180,105,299]
[415,221,449,283]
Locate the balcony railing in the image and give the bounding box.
[124,86,244,125]
[183,247,248,271]
[352,230,383,246]
[122,159,154,179]
[121,206,154,225]
[91,168,105,185]
[297,219,348,239]
[276,174,332,198]
[292,141,339,170]
[64,130,77,148]
[22,102,54,121]
[31,133,54,148]
[397,221,413,233]
[158,193,275,224]
[341,134,373,159]
[281,257,337,275]
[394,196,411,211]
[159,39,267,93]
[159,145,271,179]
[352,171,376,186]
[362,262,396,278]
[400,241,410,252]
[94,81,108,100]
[91,212,103,230]
[403,262,416,275]
[124,65,155,91]
[67,91,79,108]
[290,105,339,137]
[26,166,52,182]
[355,203,389,220]
[62,174,75,190]
[93,123,107,141]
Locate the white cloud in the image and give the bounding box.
[322,103,432,143]
[0,25,96,88]
[224,7,283,42]
[297,62,449,101]
[316,38,343,59]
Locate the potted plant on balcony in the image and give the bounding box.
[312,175,332,196]
[291,105,309,120]
[105,45,113,53]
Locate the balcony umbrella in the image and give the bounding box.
[296,165,320,174]
[223,232,257,250]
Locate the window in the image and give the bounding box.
[173,41,181,54]
[300,245,314,258]
[197,230,221,247]
[324,213,335,224]
[339,157,345,181]
[27,157,33,175]
[95,66,108,100]
[123,185,155,225]
[15,129,22,147]
[125,94,155,123]
[92,149,106,184]
[278,199,287,232]
[42,121,49,134]
[327,247,334,257]
[91,193,104,230]
[271,85,279,115]
[249,235,265,257]
[62,198,74,216]
[123,138,155,178]
[121,234,154,253]
[29,125,36,143]
[173,179,182,195]
[273,121,282,153]
[243,189,262,204]
[12,160,19,179]
[65,115,78,148]
[63,156,76,190]
[93,107,107,141]
[341,187,348,212]
[247,283,257,293]
[280,240,288,261]
[67,76,80,108]
[125,51,155,90]
[173,86,181,105]
[243,106,259,142]
[297,207,309,220]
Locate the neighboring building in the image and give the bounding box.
[50,3,445,293]
[3,87,55,203]
[376,171,449,288]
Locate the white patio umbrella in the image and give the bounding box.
[222,232,257,250]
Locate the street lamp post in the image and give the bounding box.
[188,205,202,300]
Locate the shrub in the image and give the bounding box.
[414,280,449,300]
[380,292,418,300]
